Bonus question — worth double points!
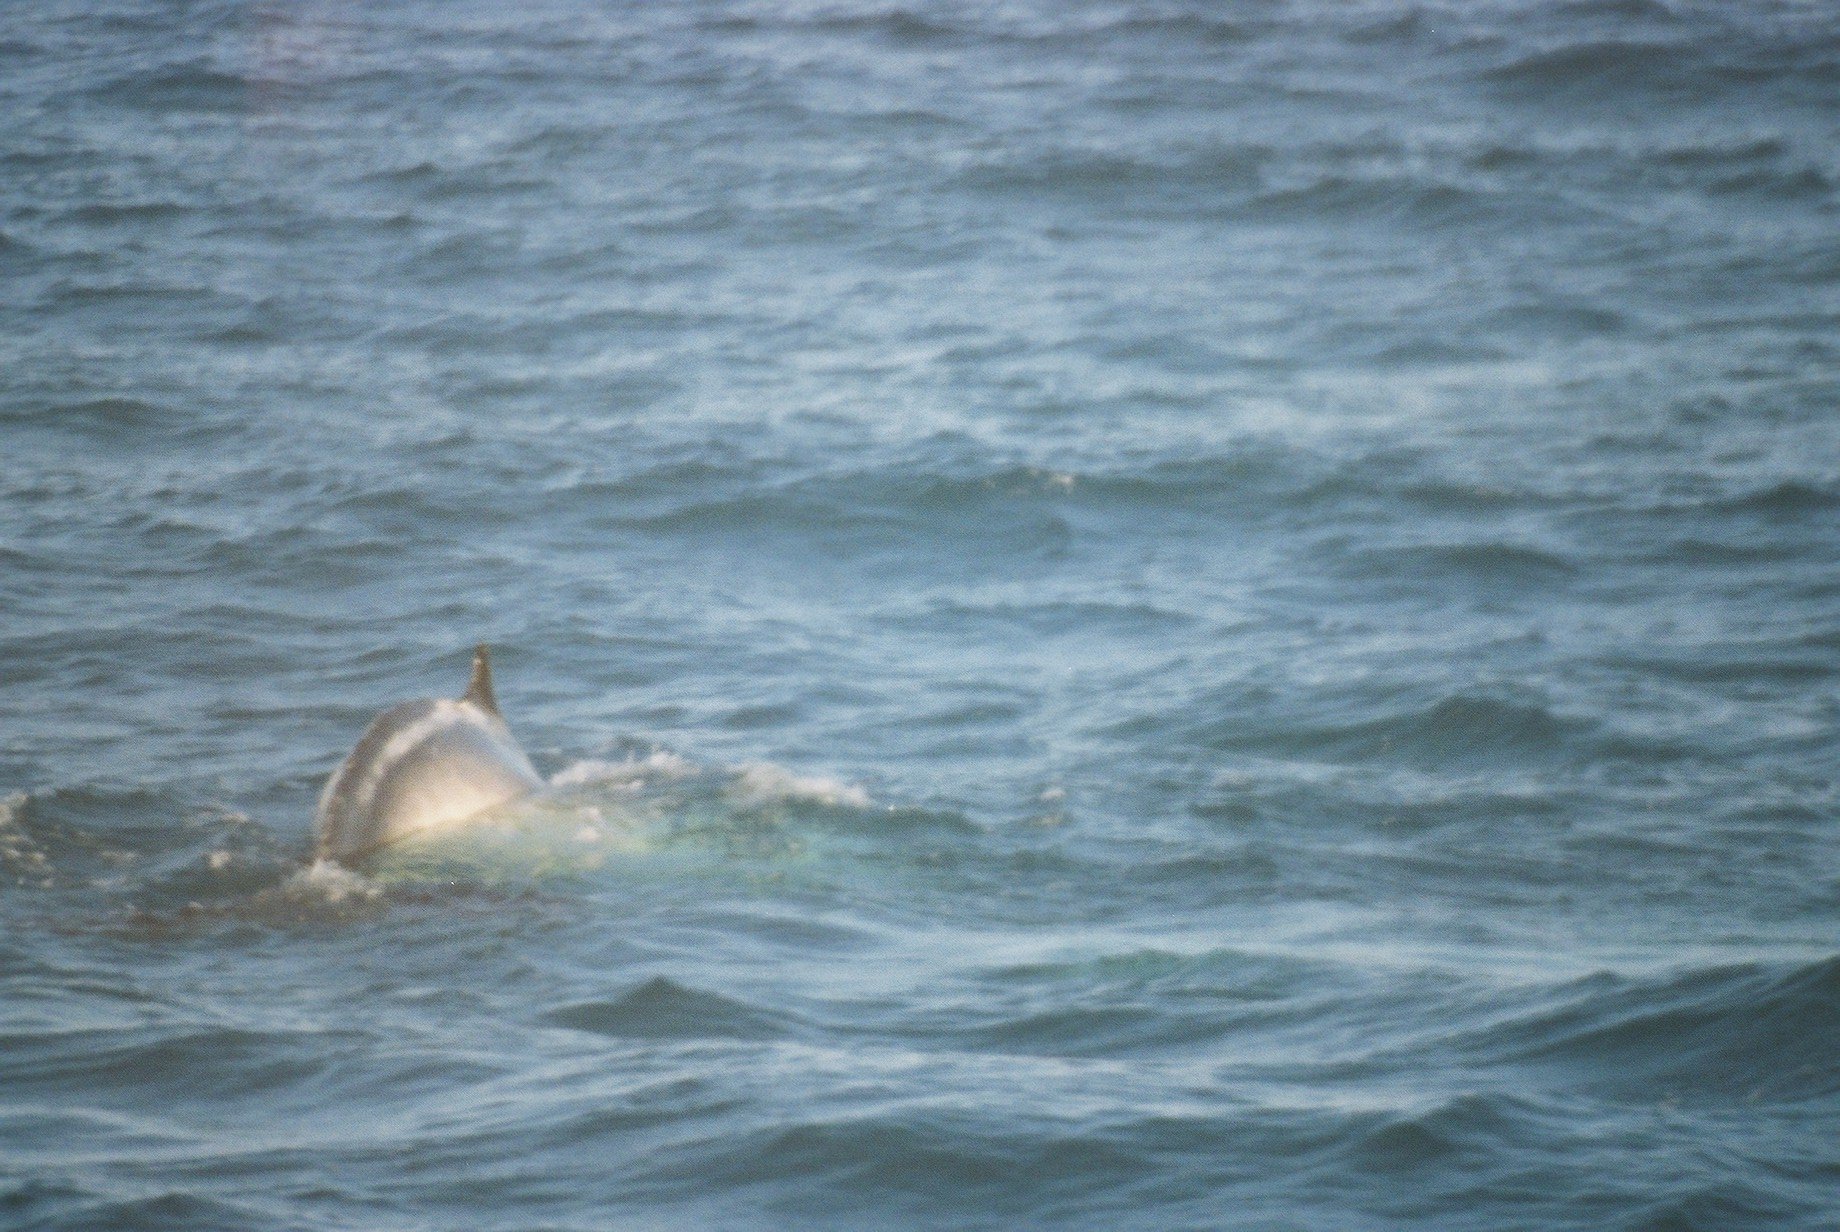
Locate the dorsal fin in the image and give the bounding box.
[463,644,500,715]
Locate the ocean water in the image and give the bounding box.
[3,0,1839,1227]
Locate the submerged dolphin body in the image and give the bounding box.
[314,646,543,864]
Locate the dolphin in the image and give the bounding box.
[314,645,543,864]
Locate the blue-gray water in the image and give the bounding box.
[4,1,1839,1228]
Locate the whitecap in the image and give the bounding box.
[280,857,379,905]
[729,762,870,810]
[549,750,698,790]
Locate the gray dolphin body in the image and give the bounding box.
[314,646,543,863]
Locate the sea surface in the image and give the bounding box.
[3,1,1839,1228]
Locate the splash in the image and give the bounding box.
[549,750,698,790]
[359,750,876,885]
[549,750,870,811]
[730,763,871,810]
[0,791,53,888]
[280,857,380,905]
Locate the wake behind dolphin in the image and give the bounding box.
[314,646,543,864]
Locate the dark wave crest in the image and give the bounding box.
[545,976,796,1041]
[1473,955,1840,1103]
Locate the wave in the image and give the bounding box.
[722,4,1266,53]
[88,61,251,114]
[612,469,1079,564]
[1315,1090,1809,1226]
[1469,954,1840,1103]
[636,1105,1156,1214]
[1465,130,1830,209]
[951,1001,1196,1058]
[1090,10,1262,46]
[1,395,180,435]
[0,783,373,928]
[1710,479,1840,519]
[1341,1090,1557,1175]
[801,8,969,47]
[1485,38,1689,94]
[1706,165,1834,202]
[1246,175,1529,230]
[551,750,870,813]
[0,228,33,263]
[731,763,870,810]
[363,157,554,205]
[550,447,1588,555]
[0,792,52,889]
[1605,647,1840,686]
[58,200,197,227]
[1552,0,1681,20]
[1200,693,1593,771]
[959,148,1575,234]
[16,1191,264,1232]
[0,785,213,889]
[15,1024,271,1088]
[898,597,1197,644]
[1646,535,1806,567]
[954,144,1270,208]
[550,749,699,790]
[1327,539,1579,586]
[1486,299,1630,339]
[544,976,796,1041]
[1481,22,1840,106]
[1655,135,1791,168]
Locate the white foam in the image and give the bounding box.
[0,791,52,886]
[550,750,698,790]
[730,762,870,810]
[282,858,379,904]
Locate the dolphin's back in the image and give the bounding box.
[314,695,542,863]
